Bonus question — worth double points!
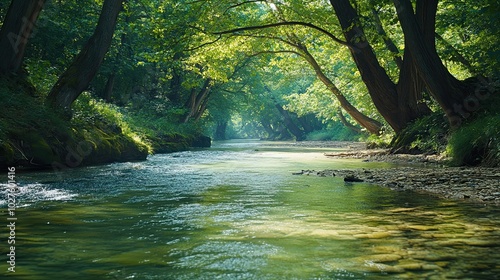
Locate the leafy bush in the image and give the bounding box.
[364,130,393,149]
[72,92,152,154]
[306,122,362,141]
[447,115,500,166]
[390,112,449,154]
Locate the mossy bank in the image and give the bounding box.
[0,77,210,170]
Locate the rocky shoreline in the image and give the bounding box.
[295,167,500,205]
[294,142,500,205]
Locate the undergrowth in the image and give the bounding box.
[390,112,449,154]
[447,91,500,166]
[306,122,363,141]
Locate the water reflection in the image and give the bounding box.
[2,140,499,279]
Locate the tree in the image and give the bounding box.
[212,2,383,134]
[0,0,46,75]
[46,0,124,109]
[330,0,431,132]
[392,0,471,127]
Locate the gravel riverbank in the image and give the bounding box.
[293,141,500,205]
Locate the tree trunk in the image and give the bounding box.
[330,0,431,132]
[393,0,469,127]
[183,79,212,123]
[101,72,115,102]
[214,121,227,140]
[397,38,433,126]
[297,114,319,134]
[298,44,383,135]
[266,2,382,135]
[260,119,279,140]
[337,108,362,133]
[0,0,45,75]
[368,1,403,69]
[46,0,123,109]
[274,103,305,141]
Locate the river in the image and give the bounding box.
[1,140,499,279]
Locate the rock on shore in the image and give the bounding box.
[296,167,500,205]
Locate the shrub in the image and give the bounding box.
[447,113,500,167]
[390,112,449,154]
[306,122,362,141]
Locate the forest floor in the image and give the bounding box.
[294,141,500,206]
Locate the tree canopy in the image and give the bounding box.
[1,0,499,153]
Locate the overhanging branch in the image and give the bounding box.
[213,21,353,49]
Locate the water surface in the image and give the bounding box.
[1,140,499,279]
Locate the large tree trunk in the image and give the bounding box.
[0,0,45,75]
[298,44,383,135]
[337,108,362,133]
[46,0,123,109]
[368,1,403,70]
[393,0,469,127]
[331,0,401,131]
[330,0,431,132]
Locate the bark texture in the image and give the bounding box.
[0,0,46,75]
[47,0,123,108]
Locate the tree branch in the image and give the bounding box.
[185,34,223,52]
[213,21,354,49]
[224,1,265,14]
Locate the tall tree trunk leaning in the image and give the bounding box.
[263,2,383,135]
[393,0,470,127]
[46,0,124,109]
[274,103,305,141]
[298,44,383,135]
[183,79,212,123]
[264,86,306,140]
[0,0,46,75]
[330,0,431,132]
[337,108,362,133]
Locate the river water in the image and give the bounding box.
[1,140,499,279]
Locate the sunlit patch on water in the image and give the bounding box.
[1,140,499,279]
[0,183,77,207]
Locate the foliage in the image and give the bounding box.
[305,122,361,141]
[390,112,449,154]
[447,91,500,166]
[3,0,500,167]
[0,76,69,140]
[72,92,152,153]
[364,130,394,149]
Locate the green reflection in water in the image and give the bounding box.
[2,140,499,279]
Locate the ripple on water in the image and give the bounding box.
[0,183,77,207]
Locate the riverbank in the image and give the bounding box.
[294,141,500,205]
[0,77,210,170]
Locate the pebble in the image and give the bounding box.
[295,166,500,205]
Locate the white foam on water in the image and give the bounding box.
[0,183,77,207]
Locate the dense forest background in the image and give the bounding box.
[0,0,499,169]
